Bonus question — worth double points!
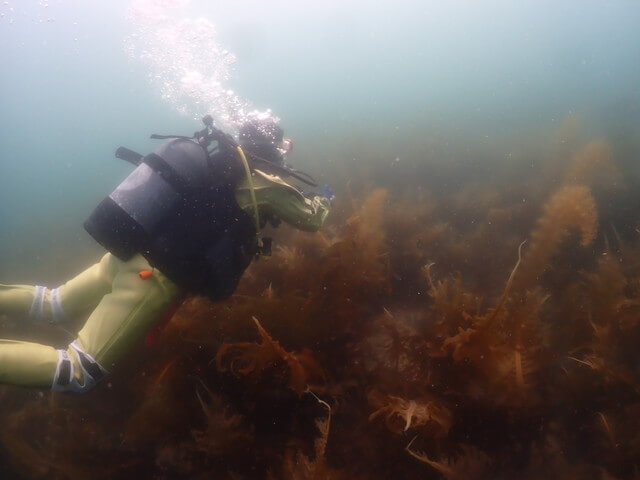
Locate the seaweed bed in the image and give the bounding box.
[2,118,640,479]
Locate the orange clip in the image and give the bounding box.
[138,270,154,280]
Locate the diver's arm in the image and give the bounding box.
[234,170,331,232]
[268,190,331,232]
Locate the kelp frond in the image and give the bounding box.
[216,316,324,395]
[406,437,490,480]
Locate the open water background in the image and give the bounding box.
[1,0,640,282]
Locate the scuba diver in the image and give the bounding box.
[0,114,333,393]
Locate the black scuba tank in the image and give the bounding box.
[84,138,257,300]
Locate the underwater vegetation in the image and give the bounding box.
[2,118,640,479]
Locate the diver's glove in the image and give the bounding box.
[320,184,336,203]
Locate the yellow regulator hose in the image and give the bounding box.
[235,146,263,248]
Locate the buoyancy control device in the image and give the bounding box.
[84,135,257,300]
[84,116,319,300]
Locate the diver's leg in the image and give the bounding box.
[50,254,183,392]
[0,285,41,319]
[0,253,118,324]
[0,254,180,391]
[0,338,115,390]
[0,339,59,388]
[54,252,120,320]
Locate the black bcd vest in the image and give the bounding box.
[84,138,256,301]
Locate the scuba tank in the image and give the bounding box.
[84,116,318,300]
[84,136,256,300]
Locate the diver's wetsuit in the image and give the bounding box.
[0,170,331,392]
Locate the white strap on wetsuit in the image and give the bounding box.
[52,349,74,390]
[28,285,46,320]
[52,341,108,393]
[28,285,68,323]
[49,287,67,324]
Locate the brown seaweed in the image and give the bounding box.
[1,127,640,479]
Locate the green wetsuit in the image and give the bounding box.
[0,171,330,392]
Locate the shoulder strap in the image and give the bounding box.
[143,153,192,194]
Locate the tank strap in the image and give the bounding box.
[150,134,193,141]
[115,146,144,166]
[143,153,191,194]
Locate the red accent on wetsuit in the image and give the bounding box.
[144,297,184,347]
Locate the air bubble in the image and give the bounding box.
[125,0,270,129]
